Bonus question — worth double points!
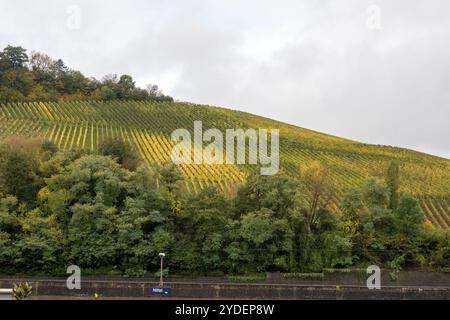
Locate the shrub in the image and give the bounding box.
[227,274,267,282]
[12,282,33,300]
[281,273,324,280]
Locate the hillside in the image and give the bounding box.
[0,100,449,228]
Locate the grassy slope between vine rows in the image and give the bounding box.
[0,100,449,228]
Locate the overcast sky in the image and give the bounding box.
[1,0,449,158]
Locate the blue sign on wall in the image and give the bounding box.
[151,287,172,295]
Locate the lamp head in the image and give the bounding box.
[159,253,166,258]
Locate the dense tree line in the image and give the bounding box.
[0,137,448,277]
[0,46,173,103]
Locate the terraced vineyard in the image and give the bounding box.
[0,100,449,228]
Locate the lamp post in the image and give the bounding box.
[159,253,165,287]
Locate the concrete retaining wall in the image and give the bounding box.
[0,278,449,300]
[267,270,450,287]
